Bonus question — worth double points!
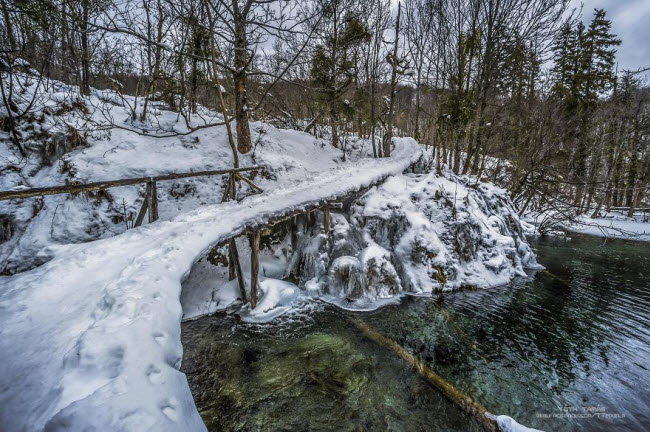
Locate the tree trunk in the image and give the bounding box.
[206,5,239,169]
[628,151,649,217]
[233,5,252,154]
[382,2,401,158]
[413,67,421,141]
[140,1,164,122]
[80,0,91,95]
[249,230,260,308]
[0,0,16,52]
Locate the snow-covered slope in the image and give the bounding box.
[351,172,540,290]
[0,73,390,273]
[1,73,540,432]
[288,170,540,310]
[0,139,421,431]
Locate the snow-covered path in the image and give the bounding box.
[0,139,422,431]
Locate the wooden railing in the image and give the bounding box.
[2,157,422,306]
[0,166,262,226]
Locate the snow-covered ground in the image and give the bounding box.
[567,212,650,242]
[0,140,422,431]
[524,210,650,242]
[0,76,423,430]
[1,73,543,432]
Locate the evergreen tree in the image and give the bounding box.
[551,9,621,210]
[311,6,371,150]
[580,9,621,103]
[551,21,580,109]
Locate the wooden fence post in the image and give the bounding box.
[221,173,233,202]
[146,179,159,223]
[250,230,260,308]
[324,206,331,235]
[228,239,247,304]
[151,179,158,221]
[134,192,149,227]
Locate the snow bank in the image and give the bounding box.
[239,278,301,323]
[567,214,650,242]
[293,171,540,310]
[523,209,650,242]
[496,415,544,432]
[0,130,421,431]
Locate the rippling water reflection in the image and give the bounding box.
[182,234,650,431]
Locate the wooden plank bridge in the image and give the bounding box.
[0,164,384,308]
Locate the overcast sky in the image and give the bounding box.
[571,0,650,72]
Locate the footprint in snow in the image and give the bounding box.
[146,364,164,384]
[153,331,166,346]
[160,398,178,421]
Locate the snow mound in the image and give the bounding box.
[496,414,544,432]
[295,170,541,309]
[239,278,300,323]
[353,172,540,293]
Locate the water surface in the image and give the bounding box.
[181,234,650,431]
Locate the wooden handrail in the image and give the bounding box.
[0,166,262,201]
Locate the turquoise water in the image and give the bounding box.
[181,234,650,431]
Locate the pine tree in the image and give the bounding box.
[311,6,371,150]
[552,9,621,211]
[580,9,621,103]
[551,21,580,109]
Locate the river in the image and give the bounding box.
[181,234,650,431]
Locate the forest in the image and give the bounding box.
[1,1,650,432]
[1,0,648,228]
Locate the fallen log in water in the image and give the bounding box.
[351,318,500,432]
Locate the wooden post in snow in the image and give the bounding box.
[250,230,260,308]
[151,180,159,220]
[324,206,331,235]
[134,193,149,227]
[146,179,159,223]
[145,181,153,223]
[229,239,247,303]
[221,172,247,304]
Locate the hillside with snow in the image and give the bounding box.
[1,74,540,431]
[0,72,397,273]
